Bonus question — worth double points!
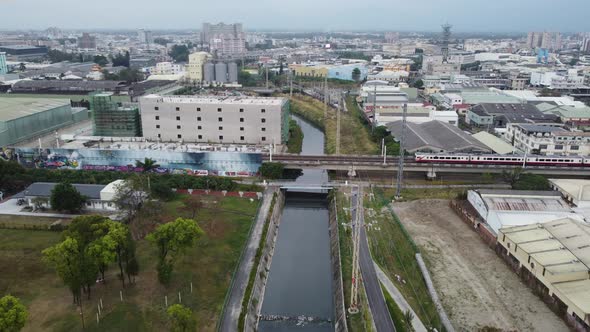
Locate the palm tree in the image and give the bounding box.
[136,158,160,172]
[135,158,160,190]
[18,63,26,71]
[403,310,414,332]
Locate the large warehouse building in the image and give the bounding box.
[139,94,289,145]
[498,218,590,330]
[0,98,88,146]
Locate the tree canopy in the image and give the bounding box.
[259,162,284,179]
[50,182,87,213]
[111,51,130,67]
[351,67,361,82]
[0,295,28,332]
[169,45,190,62]
[148,218,203,284]
[167,304,195,332]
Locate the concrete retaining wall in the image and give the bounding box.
[329,196,348,332]
[415,253,455,332]
[244,190,285,332]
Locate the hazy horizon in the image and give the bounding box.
[1,0,588,32]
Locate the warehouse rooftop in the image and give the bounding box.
[141,94,285,106]
[0,97,70,122]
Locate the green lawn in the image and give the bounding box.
[0,195,259,332]
[379,187,467,201]
[0,215,71,230]
[364,187,444,331]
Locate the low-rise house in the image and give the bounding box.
[15,180,125,211]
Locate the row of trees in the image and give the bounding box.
[42,216,139,304]
[0,158,243,196]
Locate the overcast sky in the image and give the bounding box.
[1,0,588,32]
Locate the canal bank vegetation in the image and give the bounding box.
[287,94,379,155]
[381,283,412,331]
[335,190,376,331]
[238,192,278,331]
[364,187,446,331]
[286,119,304,154]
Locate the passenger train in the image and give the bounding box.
[414,153,590,167]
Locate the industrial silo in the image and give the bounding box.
[215,62,228,83]
[204,62,215,83]
[228,62,238,83]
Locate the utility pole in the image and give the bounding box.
[289,71,293,97]
[265,62,269,89]
[348,186,361,315]
[336,92,343,155]
[372,84,377,133]
[395,103,408,200]
[324,74,328,122]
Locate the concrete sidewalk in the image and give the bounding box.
[219,186,278,332]
[373,262,428,332]
[0,199,77,218]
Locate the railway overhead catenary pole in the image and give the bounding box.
[395,103,408,199]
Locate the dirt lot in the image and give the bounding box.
[392,199,568,332]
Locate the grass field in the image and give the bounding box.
[0,195,259,331]
[379,187,467,201]
[0,215,71,229]
[364,187,444,331]
[336,190,375,331]
[288,94,378,155]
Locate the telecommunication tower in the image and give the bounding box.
[441,24,452,63]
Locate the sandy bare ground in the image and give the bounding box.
[392,199,568,332]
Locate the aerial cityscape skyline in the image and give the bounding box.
[1,2,590,331]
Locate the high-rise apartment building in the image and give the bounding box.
[137,29,153,47]
[527,32,561,51]
[77,33,97,50]
[201,22,246,57]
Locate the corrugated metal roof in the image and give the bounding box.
[472,132,517,155]
[0,97,70,122]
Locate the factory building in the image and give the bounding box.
[0,45,48,60]
[139,94,289,145]
[467,189,579,235]
[90,92,142,137]
[186,52,211,82]
[497,218,590,330]
[0,98,88,146]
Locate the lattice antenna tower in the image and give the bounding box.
[441,23,452,63]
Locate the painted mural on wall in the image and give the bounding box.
[13,148,263,177]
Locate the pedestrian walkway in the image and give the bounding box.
[373,261,428,332]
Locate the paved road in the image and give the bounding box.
[219,187,277,332]
[351,186,396,332]
[374,262,427,332]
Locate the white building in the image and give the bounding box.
[374,107,458,127]
[139,94,289,145]
[152,62,186,76]
[467,189,579,235]
[505,123,590,156]
[17,181,123,212]
[186,52,211,82]
[443,93,463,106]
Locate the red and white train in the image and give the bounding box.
[415,153,590,167]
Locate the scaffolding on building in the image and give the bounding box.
[90,92,142,137]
